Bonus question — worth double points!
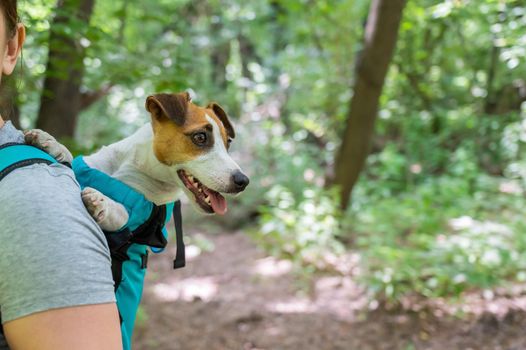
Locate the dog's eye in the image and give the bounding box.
[227,138,232,148]
[192,132,207,146]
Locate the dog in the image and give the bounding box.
[24,91,249,232]
[23,91,249,349]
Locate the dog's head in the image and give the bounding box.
[145,92,249,215]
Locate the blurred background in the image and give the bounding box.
[4,0,526,349]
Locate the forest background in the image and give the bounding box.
[5,1,526,348]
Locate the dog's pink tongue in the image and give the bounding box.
[209,191,227,215]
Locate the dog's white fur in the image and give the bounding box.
[25,117,243,231]
[84,124,182,205]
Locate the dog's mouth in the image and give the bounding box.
[177,170,227,215]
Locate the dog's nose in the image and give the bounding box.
[232,171,249,192]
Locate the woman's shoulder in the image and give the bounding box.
[0,162,105,243]
[0,162,82,218]
[0,121,24,144]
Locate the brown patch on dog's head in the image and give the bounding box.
[145,92,235,165]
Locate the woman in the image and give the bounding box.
[0,1,122,349]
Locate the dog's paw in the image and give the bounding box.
[81,187,129,232]
[82,187,109,222]
[24,129,73,164]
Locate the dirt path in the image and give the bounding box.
[133,231,526,350]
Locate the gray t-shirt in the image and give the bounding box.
[0,121,115,348]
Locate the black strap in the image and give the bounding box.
[0,142,24,150]
[104,201,185,293]
[173,200,185,269]
[0,158,53,181]
[110,251,128,292]
[104,228,132,291]
[141,251,149,269]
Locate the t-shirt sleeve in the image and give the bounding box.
[0,163,116,324]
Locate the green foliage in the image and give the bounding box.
[244,0,526,302]
[351,172,526,300]
[256,185,344,268]
[244,115,345,268]
[349,105,526,301]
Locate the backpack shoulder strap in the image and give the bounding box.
[0,143,57,181]
[172,200,185,269]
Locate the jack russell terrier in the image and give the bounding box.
[24,91,249,232]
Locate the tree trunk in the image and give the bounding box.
[210,20,230,90]
[331,0,406,210]
[36,0,96,139]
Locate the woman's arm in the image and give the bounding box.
[4,304,122,350]
[0,147,122,349]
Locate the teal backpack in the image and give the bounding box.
[0,144,186,350]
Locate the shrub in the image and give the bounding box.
[255,186,345,270]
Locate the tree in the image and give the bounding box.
[331,0,406,210]
[35,0,96,139]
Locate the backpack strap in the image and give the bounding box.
[104,204,168,291]
[106,200,185,289]
[0,143,57,181]
[173,200,185,269]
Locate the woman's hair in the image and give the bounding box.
[0,0,18,37]
[0,0,19,126]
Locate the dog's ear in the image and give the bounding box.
[207,102,235,139]
[146,92,191,126]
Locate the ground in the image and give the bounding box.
[133,230,526,350]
